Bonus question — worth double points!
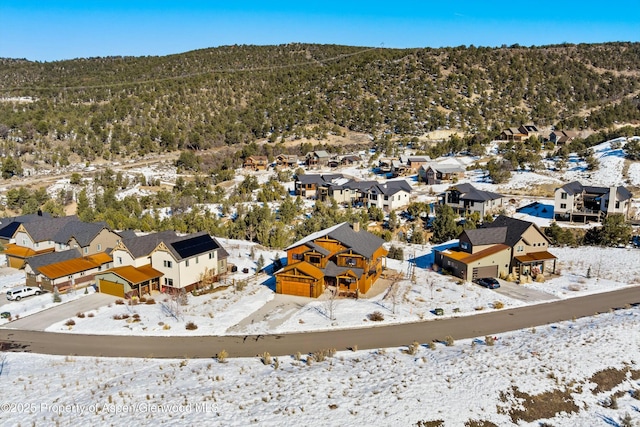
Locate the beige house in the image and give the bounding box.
[54,221,122,256]
[436,215,556,282]
[554,181,633,222]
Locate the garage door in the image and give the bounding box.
[99,279,125,298]
[472,265,498,280]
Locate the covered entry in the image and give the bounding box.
[96,264,163,298]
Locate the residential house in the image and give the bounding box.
[243,156,269,171]
[554,181,633,222]
[440,183,504,217]
[419,164,466,185]
[498,124,539,142]
[4,215,80,268]
[275,222,387,298]
[406,156,431,171]
[294,174,345,200]
[101,230,229,297]
[24,249,81,288]
[27,251,113,292]
[275,154,298,168]
[306,151,330,169]
[340,155,361,166]
[549,130,578,146]
[435,215,556,281]
[0,212,52,245]
[366,180,413,212]
[53,221,122,256]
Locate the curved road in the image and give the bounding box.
[1,287,638,358]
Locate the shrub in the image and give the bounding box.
[368,311,384,321]
[163,324,171,330]
[185,321,198,330]
[217,349,228,363]
[428,342,436,351]
[115,299,124,305]
[405,341,421,355]
[87,312,94,318]
[535,274,545,282]
[76,312,85,318]
[235,280,247,292]
[145,298,156,304]
[444,336,454,346]
[65,319,76,326]
[493,301,504,309]
[132,313,141,322]
[261,352,272,365]
[485,335,495,346]
[139,297,147,303]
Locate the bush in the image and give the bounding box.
[493,301,504,309]
[145,298,156,304]
[261,352,272,365]
[139,297,147,303]
[444,336,454,346]
[65,319,76,326]
[535,274,545,282]
[185,321,198,330]
[87,312,94,318]
[387,245,405,261]
[485,335,495,346]
[368,311,385,321]
[405,341,421,355]
[76,312,85,318]
[115,299,124,305]
[217,349,228,363]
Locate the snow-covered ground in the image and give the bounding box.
[2,307,639,426]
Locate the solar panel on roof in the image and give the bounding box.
[170,234,218,259]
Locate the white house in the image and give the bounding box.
[554,181,633,222]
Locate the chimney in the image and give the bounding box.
[37,209,42,216]
[352,222,360,232]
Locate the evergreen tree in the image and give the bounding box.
[432,204,461,243]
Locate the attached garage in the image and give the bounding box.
[275,262,325,298]
[472,265,498,280]
[99,279,125,298]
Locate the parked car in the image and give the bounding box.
[475,277,500,289]
[0,311,10,319]
[6,286,42,301]
[433,308,444,316]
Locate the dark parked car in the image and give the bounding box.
[476,277,500,289]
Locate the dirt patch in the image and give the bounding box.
[464,421,498,427]
[499,386,578,423]
[589,367,629,394]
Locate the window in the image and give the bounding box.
[384,196,388,201]
[293,253,303,260]
[615,201,620,209]
[309,256,321,265]
[209,252,214,259]
[84,247,88,254]
[185,260,189,267]
[370,194,378,201]
[35,242,39,248]
[516,245,524,252]
[195,257,199,264]
[561,192,567,200]
[163,260,173,268]
[117,257,122,265]
[346,258,356,266]
[560,203,567,209]
[97,244,102,251]
[461,242,469,250]
[164,278,173,287]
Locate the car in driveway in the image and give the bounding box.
[6,286,42,301]
[475,277,500,289]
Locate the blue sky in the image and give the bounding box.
[1,1,639,62]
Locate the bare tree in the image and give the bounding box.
[323,287,337,321]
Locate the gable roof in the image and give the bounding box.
[119,230,179,259]
[447,183,503,202]
[287,222,386,259]
[166,232,219,261]
[19,215,80,243]
[38,252,112,280]
[461,227,508,246]
[102,264,164,285]
[279,260,325,280]
[54,221,111,247]
[559,181,632,201]
[24,248,81,275]
[0,213,53,239]
[371,180,413,196]
[441,244,511,265]
[482,215,548,247]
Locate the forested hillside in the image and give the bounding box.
[1,42,639,164]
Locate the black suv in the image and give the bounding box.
[476,277,500,289]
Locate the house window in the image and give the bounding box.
[346,258,356,267]
[461,242,469,250]
[384,196,389,201]
[560,203,567,209]
[309,256,321,265]
[164,260,173,268]
[84,247,88,254]
[97,244,102,251]
[22,238,28,246]
[117,257,123,265]
[164,278,173,287]
[293,253,303,260]
[35,242,39,248]
[370,194,378,201]
[516,245,524,252]
[185,259,189,267]
[561,193,567,200]
[615,201,620,209]
[195,257,199,264]
[209,252,214,259]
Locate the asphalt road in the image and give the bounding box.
[0,287,638,359]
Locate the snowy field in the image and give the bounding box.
[2,307,639,426]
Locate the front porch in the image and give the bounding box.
[513,251,557,280]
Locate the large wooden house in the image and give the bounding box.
[275,222,387,298]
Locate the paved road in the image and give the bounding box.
[0,287,638,359]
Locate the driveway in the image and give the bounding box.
[491,279,558,302]
[2,293,119,331]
